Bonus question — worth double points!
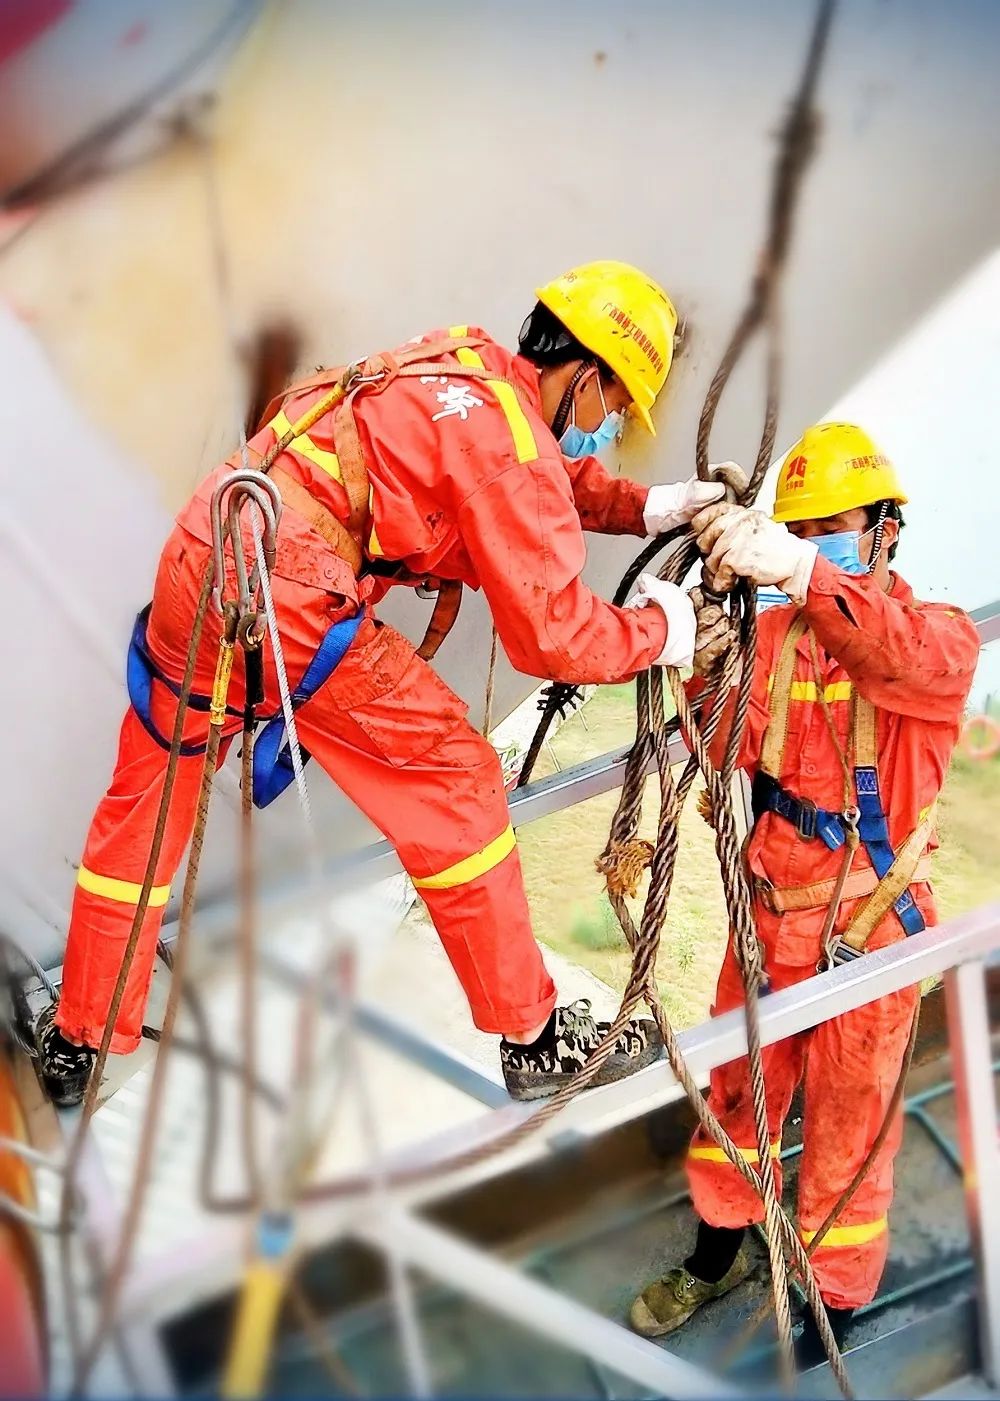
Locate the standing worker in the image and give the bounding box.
[629,423,979,1352]
[37,261,728,1107]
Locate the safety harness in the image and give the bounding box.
[127,335,524,805]
[127,605,243,758]
[750,614,936,966]
[250,607,366,807]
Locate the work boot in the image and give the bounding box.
[500,998,663,1102]
[34,1004,95,1108]
[629,1251,752,1338]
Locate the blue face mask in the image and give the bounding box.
[558,373,624,460]
[757,526,877,611]
[559,413,623,459]
[814,527,875,575]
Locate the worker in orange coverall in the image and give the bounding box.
[38,261,731,1107]
[629,423,979,1359]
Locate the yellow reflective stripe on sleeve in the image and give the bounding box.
[688,1140,781,1165]
[766,676,853,703]
[77,864,171,908]
[801,1217,887,1248]
[411,824,517,891]
[270,410,342,482]
[488,379,537,463]
[447,327,536,462]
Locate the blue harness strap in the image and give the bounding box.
[126,605,242,757]
[753,616,927,942]
[251,609,365,808]
[853,766,926,936]
[752,770,926,937]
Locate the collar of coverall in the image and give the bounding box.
[510,353,547,417]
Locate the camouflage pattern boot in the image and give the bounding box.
[35,1004,95,1108]
[500,999,663,1102]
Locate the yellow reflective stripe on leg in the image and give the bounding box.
[411,824,517,891]
[688,1139,781,1165]
[77,864,171,908]
[801,1217,887,1248]
[269,409,342,481]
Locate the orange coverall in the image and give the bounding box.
[57,328,667,1054]
[686,556,979,1307]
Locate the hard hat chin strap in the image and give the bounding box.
[866,500,890,574]
[551,361,592,441]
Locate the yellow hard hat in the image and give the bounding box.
[535,260,677,434]
[773,422,908,523]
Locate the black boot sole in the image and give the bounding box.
[504,1034,664,1102]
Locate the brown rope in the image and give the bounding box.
[695,0,835,500]
[58,6,842,1390]
[482,626,499,738]
[726,1003,920,1362]
[56,561,215,1375]
[191,38,845,1385]
[71,605,242,1394]
[287,1276,360,1395]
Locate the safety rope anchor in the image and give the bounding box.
[209,470,283,619]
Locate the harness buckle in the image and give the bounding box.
[754,878,778,914]
[819,935,863,973]
[795,798,818,840]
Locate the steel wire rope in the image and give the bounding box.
[58,5,844,1391]
[191,22,847,1392]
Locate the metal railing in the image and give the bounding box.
[42,598,1000,1397]
[115,902,1000,1400]
[162,597,1000,942]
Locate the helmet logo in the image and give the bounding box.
[601,303,666,374]
[783,454,808,493]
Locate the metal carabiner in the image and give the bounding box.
[210,471,282,617]
[226,483,276,609]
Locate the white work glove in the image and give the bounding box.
[624,573,697,667]
[642,460,749,535]
[691,503,818,604]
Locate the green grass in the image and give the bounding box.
[519,686,1000,1030]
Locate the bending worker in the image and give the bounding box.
[629,423,979,1351]
[38,260,726,1108]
